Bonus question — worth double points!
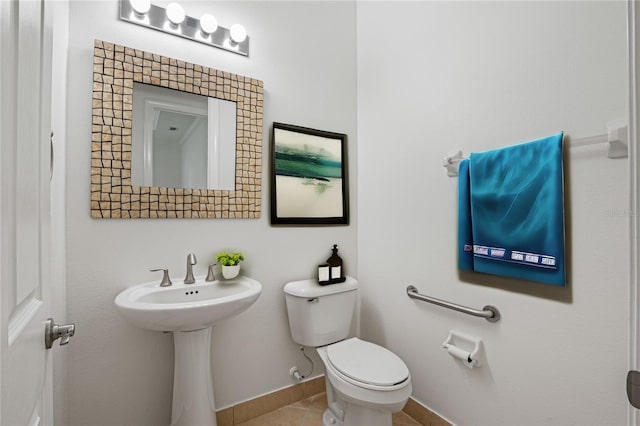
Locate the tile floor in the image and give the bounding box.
[234,392,422,426]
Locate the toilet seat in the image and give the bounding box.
[326,338,409,390]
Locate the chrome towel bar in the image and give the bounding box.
[406,285,500,322]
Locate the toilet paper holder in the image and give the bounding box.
[442,330,483,369]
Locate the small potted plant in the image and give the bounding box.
[216,252,244,279]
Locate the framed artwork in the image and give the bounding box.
[270,122,349,225]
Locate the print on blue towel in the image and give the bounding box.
[458,132,566,286]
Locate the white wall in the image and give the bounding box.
[63,1,631,425]
[357,2,629,425]
[64,1,356,425]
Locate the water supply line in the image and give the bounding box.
[292,346,314,381]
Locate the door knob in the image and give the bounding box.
[45,318,75,349]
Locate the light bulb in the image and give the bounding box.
[129,0,151,15]
[166,3,185,25]
[229,24,247,43]
[200,13,218,35]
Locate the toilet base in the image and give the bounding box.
[323,408,343,426]
[322,403,392,426]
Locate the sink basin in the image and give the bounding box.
[115,276,262,332]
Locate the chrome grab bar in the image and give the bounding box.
[406,285,500,323]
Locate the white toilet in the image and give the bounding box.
[284,277,412,426]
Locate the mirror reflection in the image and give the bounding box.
[131,83,237,190]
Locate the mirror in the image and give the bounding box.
[131,83,237,190]
[90,40,263,219]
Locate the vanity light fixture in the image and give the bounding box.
[119,0,249,56]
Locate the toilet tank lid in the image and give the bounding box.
[284,276,358,297]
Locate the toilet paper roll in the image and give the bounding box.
[446,344,473,365]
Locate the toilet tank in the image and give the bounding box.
[284,277,358,347]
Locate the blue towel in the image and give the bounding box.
[458,159,474,271]
[458,132,566,286]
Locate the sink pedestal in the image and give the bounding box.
[171,327,217,426]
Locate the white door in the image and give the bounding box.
[0,1,59,425]
[630,1,640,425]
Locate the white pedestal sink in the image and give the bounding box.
[115,276,262,426]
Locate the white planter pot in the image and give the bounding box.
[222,264,240,279]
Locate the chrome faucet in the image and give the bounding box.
[184,253,197,284]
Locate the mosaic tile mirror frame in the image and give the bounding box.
[91,40,263,218]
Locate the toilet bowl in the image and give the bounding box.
[283,278,412,426]
[317,338,412,426]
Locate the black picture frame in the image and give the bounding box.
[270,122,349,225]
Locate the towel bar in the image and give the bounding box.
[406,285,500,322]
[443,120,629,176]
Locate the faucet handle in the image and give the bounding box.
[149,267,173,287]
[206,263,217,282]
